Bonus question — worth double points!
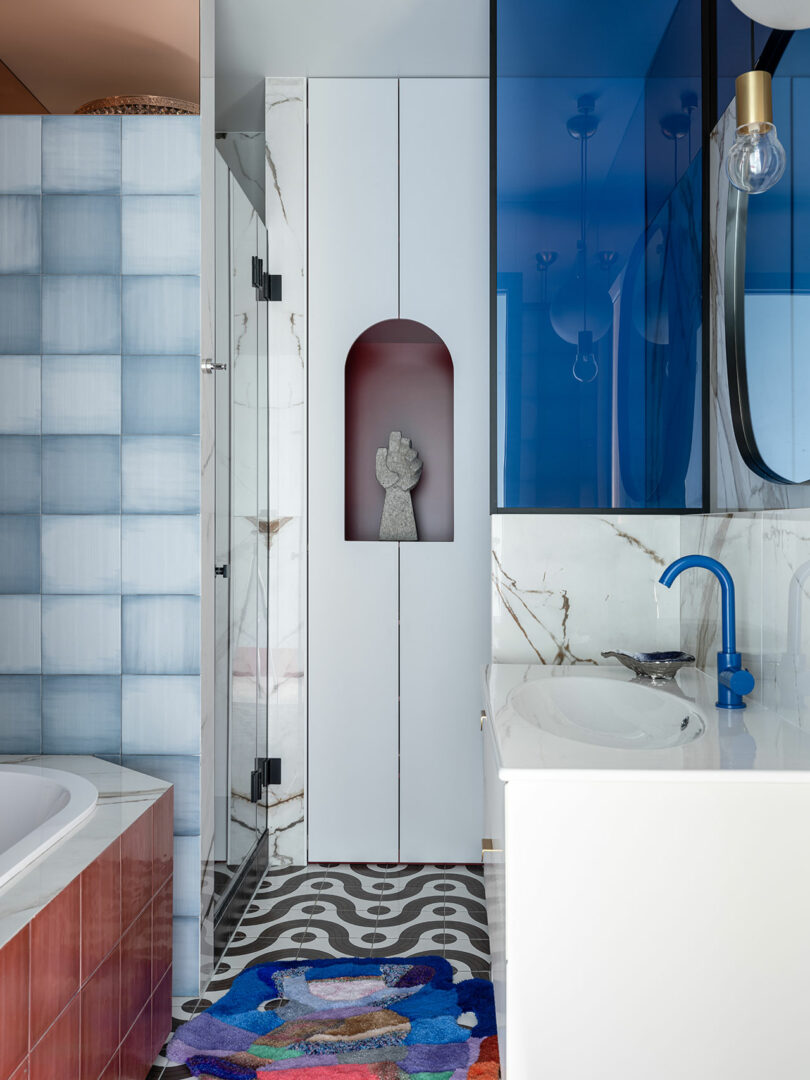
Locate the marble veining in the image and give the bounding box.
[264,77,307,866]
[491,514,681,666]
[0,755,170,951]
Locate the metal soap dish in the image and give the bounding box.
[601,650,695,681]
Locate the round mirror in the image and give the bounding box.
[725,30,810,483]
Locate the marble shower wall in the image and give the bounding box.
[709,101,810,512]
[492,515,681,664]
[264,77,307,866]
[680,510,810,729]
[215,132,265,222]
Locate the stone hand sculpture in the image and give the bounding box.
[376,431,423,541]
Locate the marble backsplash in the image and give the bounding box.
[680,510,810,729]
[492,515,681,665]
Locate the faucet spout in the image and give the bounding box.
[658,554,736,654]
[658,554,753,710]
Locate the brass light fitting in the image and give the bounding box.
[734,70,773,131]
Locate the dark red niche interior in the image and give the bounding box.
[345,319,453,542]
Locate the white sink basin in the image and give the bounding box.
[507,676,705,750]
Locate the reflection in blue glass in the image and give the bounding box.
[496,0,703,509]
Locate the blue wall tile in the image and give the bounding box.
[122,196,200,275]
[0,356,40,434]
[122,117,200,195]
[122,276,200,356]
[122,676,200,754]
[42,436,120,514]
[0,277,40,354]
[0,516,40,593]
[173,836,202,916]
[42,676,121,754]
[42,515,121,594]
[42,276,121,354]
[0,118,41,194]
[0,437,40,513]
[0,596,40,674]
[41,355,120,435]
[42,196,121,275]
[122,516,200,594]
[120,753,200,835]
[122,355,199,435]
[0,197,40,273]
[0,676,41,752]
[42,595,121,675]
[122,596,200,674]
[121,436,200,513]
[42,117,121,194]
[171,914,201,996]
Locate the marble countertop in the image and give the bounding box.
[0,755,170,952]
[485,664,810,779]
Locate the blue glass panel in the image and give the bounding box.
[42,676,121,754]
[171,915,202,995]
[42,276,121,354]
[121,276,200,355]
[121,117,201,195]
[0,277,40,354]
[0,356,40,435]
[41,515,121,594]
[0,596,41,674]
[41,595,121,675]
[172,837,202,916]
[0,516,40,593]
[122,676,201,754]
[122,196,200,275]
[42,436,120,514]
[495,0,702,509]
[122,595,200,674]
[0,676,41,752]
[122,355,200,435]
[0,436,40,512]
[0,197,40,273]
[42,196,121,275]
[121,436,200,513]
[42,116,121,194]
[121,515,200,594]
[0,118,41,194]
[41,355,120,435]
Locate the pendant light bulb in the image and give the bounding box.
[726,70,786,194]
[573,329,598,384]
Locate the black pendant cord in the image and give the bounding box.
[755,28,793,75]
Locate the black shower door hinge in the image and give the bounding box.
[261,273,282,302]
[255,756,282,787]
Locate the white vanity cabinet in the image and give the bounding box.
[483,664,810,1080]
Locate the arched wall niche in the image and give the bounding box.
[345,318,453,541]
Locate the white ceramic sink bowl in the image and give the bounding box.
[507,675,705,750]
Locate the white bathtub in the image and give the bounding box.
[0,765,98,889]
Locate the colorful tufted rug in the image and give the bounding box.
[167,956,500,1079]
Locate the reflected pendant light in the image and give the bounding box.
[726,70,786,193]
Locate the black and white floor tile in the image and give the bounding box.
[148,862,489,1079]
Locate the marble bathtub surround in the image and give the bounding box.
[492,514,681,665]
[0,114,203,995]
[0,756,172,1080]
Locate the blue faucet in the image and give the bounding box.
[658,555,755,710]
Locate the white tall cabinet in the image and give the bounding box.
[308,78,489,862]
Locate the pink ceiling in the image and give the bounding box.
[0,0,199,114]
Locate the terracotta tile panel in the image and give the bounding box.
[81,945,120,1080]
[30,876,80,1046]
[81,837,121,980]
[120,905,151,1036]
[150,968,172,1062]
[119,1002,151,1080]
[121,809,153,931]
[0,926,29,1080]
[151,881,172,988]
[9,1059,28,1080]
[29,997,80,1080]
[99,1052,119,1080]
[152,790,173,892]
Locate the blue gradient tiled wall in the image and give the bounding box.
[0,114,202,993]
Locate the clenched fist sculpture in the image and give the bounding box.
[375,431,423,541]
